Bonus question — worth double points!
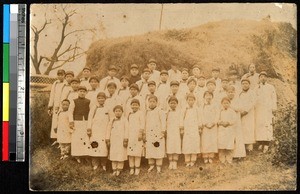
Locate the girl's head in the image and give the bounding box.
[249,63,256,73]
[107,82,117,95]
[221,97,231,109]
[82,67,91,78]
[120,76,129,88]
[108,65,117,77]
[197,75,206,87]
[97,92,106,105]
[181,68,189,80]
[206,80,216,92]
[70,78,80,91]
[186,93,196,107]
[129,84,139,96]
[226,85,236,99]
[221,78,229,90]
[241,79,250,91]
[89,76,100,89]
[148,81,156,94]
[147,59,157,71]
[61,99,70,111]
[65,71,74,84]
[130,64,139,76]
[57,69,65,81]
[142,68,151,80]
[78,86,87,98]
[259,71,268,84]
[113,105,123,118]
[203,91,213,103]
[168,96,178,110]
[131,99,140,112]
[187,78,197,91]
[229,70,238,82]
[192,65,201,77]
[170,81,179,94]
[160,70,169,82]
[148,95,158,109]
[212,67,220,79]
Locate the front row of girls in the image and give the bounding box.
[55,85,240,176]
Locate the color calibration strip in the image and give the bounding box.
[2,4,26,161]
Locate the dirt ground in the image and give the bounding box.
[29,146,296,191]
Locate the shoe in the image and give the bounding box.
[76,158,81,163]
[130,168,134,175]
[148,165,155,173]
[157,166,162,173]
[60,156,64,160]
[258,145,263,151]
[57,145,61,149]
[208,158,213,164]
[102,166,107,171]
[116,170,120,176]
[63,155,69,160]
[135,168,140,175]
[112,171,117,176]
[190,162,195,167]
[173,162,177,170]
[93,166,98,170]
[263,146,269,153]
[168,162,173,170]
[185,163,190,167]
[204,159,208,164]
[51,141,58,146]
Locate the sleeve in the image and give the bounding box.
[106,120,113,140]
[160,110,167,132]
[243,91,256,113]
[68,100,75,122]
[48,82,57,107]
[271,85,277,110]
[124,118,129,139]
[139,111,145,133]
[87,106,96,129]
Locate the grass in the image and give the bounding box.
[29,146,296,191]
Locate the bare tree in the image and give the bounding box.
[30,5,95,75]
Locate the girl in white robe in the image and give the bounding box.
[86,92,110,171]
[145,95,166,173]
[127,99,145,175]
[106,105,129,176]
[166,96,182,170]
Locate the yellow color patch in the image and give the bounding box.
[3,83,9,121]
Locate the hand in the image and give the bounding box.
[160,131,165,139]
[272,109,276,115]
[241,111,248,117]
[53,128,57,133]
[54,107,59,114]
[106,139,110,148]
[69,122,74,129]
[142,133,146,143]
[123,139,128,148]
[47,107,53,116]
[138,132,143,141]
[198,126,202,134]
[87,128,92,137]
[69,129,74,134]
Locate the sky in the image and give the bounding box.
[30,3,296,76]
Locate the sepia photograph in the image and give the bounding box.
[29,3,297,191]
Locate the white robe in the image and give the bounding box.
[80,78,92,91]
[106,117,129,161]
[200,103,219,153]
[56,111,71,143]
[136,78,149,97]
[242,73,259,90]
[87,105,110,157]
[156,81,171,108]
[166,109,182,154]
[99,76,121,92]
[149,70,160,85]
[217,108,236,150]
[254,83,277,141]
[124,95,145,117]
[145,107,166,159]
[238,89,256,144]
[168,69,182,82]
[105,93,123,119]
[127,110,145,157]
[180,106,201,154]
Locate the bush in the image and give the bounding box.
[271,102,297,166]
[30,91,52,153]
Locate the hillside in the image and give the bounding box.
[85,19,297,106]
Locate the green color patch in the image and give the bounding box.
[3,43,10,82]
